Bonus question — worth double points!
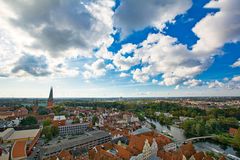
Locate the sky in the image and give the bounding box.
[0,0,240,98]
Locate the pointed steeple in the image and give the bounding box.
[47,87,54,109]
[48,87,53,101]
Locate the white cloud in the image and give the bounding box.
[106,64,115,70]
[183,79,203,88]
[226,76,240,89]
[119,72,130,78]
[1,0,240,92]
[192,0,240,55]
[0,0,115,78]
[120,0,240,87]
[118,43,138,55]
[83,59,106,79]
[131,33,208,86]
[112,52,139,71]
[50,62,79,78]
[175,85,180,90]
[208,80,224,89]
[11,54,50,77]
[231,58,240,68]
[152,79,158,84]
[113,0,192,37]
[232,76,240,82]
[95,45,114,60]
[131,66,151,83]
[204,76,240,90]
[111,43,140,71]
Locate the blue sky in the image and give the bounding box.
[0,0,240,97]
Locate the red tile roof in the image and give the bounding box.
[193,151,205,160]
[219,156,226,160]
[12,140,27,159]
[179,143,196,159]
[58,150,73,160]
[128,135,146,152]
[158,151,184,160]
[114,144,132,160]
[229,128,238,136]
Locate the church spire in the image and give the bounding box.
[47,87,54,109]
[49,87,53,100]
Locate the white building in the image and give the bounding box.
[58,123,89,136]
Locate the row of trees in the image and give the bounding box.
[216,128,240,148]
[182,117,239,137]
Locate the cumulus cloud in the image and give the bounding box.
[8,54,79,78]
[175,85,180,90]
[192,0,240,55]
[0,0,114,78]
[117,43,138,55]
[50,62,79,78]
[106,64,115,70]
[1,0,115,57]
[1,0,240,92]
[208,80,224,89]
[130,33,209,85]
[152,79,158,84]
[111,43,139,71]
[231,58,240,68]
[83,59,106,79]
[232,76,240,82]
[183,79,203,88]
[121,0,240,89]
[226,76,240,89]
[119,72,130,78]
[114,0,192,37]
[204,76,240,90]
[131,66,151,83]
[12,54,50,77]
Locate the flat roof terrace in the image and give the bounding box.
[41,130,111,157]
[11,140,27,160]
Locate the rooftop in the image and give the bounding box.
[53,115,66,121]
[132,127,152,135]
[41,130,111,155]
[0,128,14,138]
[11,140,27,159]
[7,128,40,141]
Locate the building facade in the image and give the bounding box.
[130,138,158,160]
[53,115,66,126]
[58,123,89,136]
[39,130,111,159]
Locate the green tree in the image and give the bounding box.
[150,123,156,129]
[37,107,48,115]
[79,113,85,117]
[42,118,51,127]
[137,113,145,121]
[52,126,59,137]
[92,115,99,125]
[20,116,38,126]
[42,126,52,141]
[53,105,65,115]
[233,128,240,148]
[42,125,59,141]
[72,117,80,124]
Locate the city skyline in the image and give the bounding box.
[0,0,240,97]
